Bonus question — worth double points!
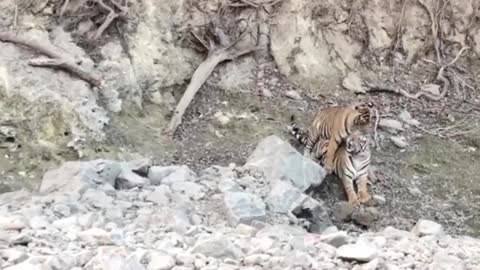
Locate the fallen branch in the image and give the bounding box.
[0,32,102,87]
[164,46,258,136]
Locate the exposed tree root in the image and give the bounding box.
[366,46,469,101]
[163,0,283,137]
[0,32,102,87]
[164,46,258,136]
[57,0,128,41]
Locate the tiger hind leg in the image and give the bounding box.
[357,174,371,204]
[341,174,360,207]
[322,137,338,174]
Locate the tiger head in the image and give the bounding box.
[352,101,374,126]
[345,130,369,154]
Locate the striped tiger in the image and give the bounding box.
[288,124,372,206]
[331,130,372,206]
[298,102,373,174]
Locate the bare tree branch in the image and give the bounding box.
[0,32,102,87]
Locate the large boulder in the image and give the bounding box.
[245,135,326,192]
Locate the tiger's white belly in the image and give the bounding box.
[351,152,370,181]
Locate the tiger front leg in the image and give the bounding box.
[341,176,360,207]
[357,174,371,204]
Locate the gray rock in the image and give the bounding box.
[430,251,464,270]
[95,160,123,187]
[0,248,28,264]
[104,207,124,224]
[191,236,243,259]
[79,228,112,246]
[390,136,409,148]
[78,212,97,229]
[115,164,150,190]
[147,252,176,270]
[352,207,379,227]
[52,216,79,229]
[321,226,339,235]
[265,180,303,213]
[84,246,145,270]
[3,260,40,270]
[372,195,386,206]
[217,179,243,193]
[337,243,378,262]
[319,231,349,248]
[52,203,71,217]
[398,110,420,127]
[0,190,31,206]
[224,192,266,226]
[245,135,326,192]
[40,160,109,195]
[379,119,404,133]
[136,207,191,234]
[285,90,302,100]
[145,185,172,206]
[412,219,444,237]
[170,181,206,201]
[81,189,114,209]
[0,215,27,230]
[9,233,31,246]
[333,202,354,222]
[148,165,197,185]
[29,216,50,230]
[342,72,366,93]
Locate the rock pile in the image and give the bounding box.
[0,136,479,270]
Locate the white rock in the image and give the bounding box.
[421,83,441,96]
[319,231,349,248]
[379,119,403,133]
[0,248,28,264]
[336,243,378,262]
[29,216,49,230]
[148,165,196,185]
[170,181,206,200]
[148,253,176,270]
[217,179,243,193]
[412,219,444,237]
[285,90,302,100]
[79,228,113,245]
[0,215,27,230]
[342,72,366,93]
[214,111,231,125]
[145,185,172,206]
[373,194,386,205]
[429,251,464,270]
[390,136,409,148]
[398,110,420,126]
[224,192,266,226]
[81,189,114,209]
[191,236,243,259]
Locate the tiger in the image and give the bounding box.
[288,125,372,206]
[297,101,374,174]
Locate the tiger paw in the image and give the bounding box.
[358,191,371,204]
[347,196,360,207]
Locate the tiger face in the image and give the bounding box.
[345,131,369,155]
[353,102,374,126]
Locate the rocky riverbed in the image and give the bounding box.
[1,135,479,270]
